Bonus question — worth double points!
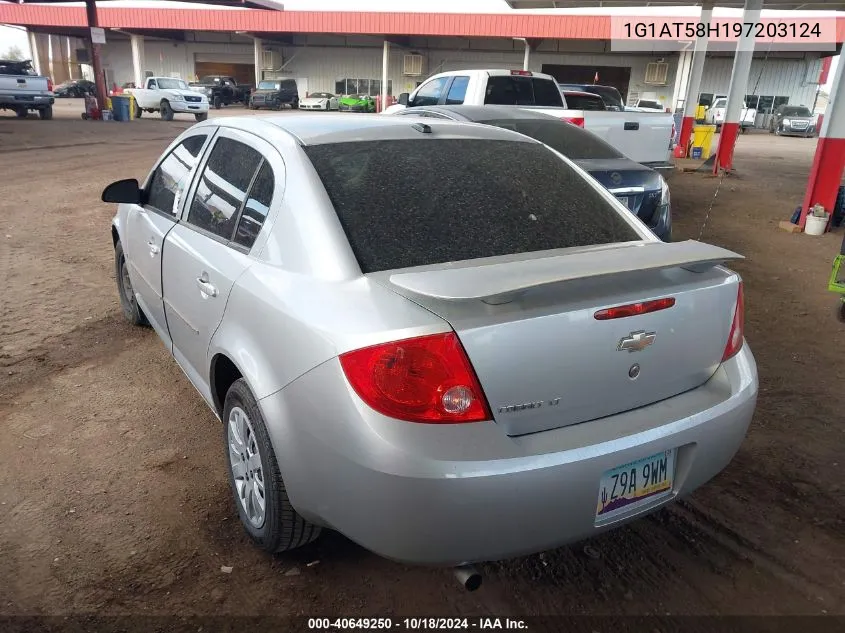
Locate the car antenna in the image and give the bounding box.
[411,122,432,134]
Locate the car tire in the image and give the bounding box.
[195,112,208,122]
[213,96,222,109]
[837,301,845,323]
[223,378,322,554]
[160,100,174,121]
[114,241,148,327]
[39,105,53,121]
[15,107,27,118]
[136,107,142,118]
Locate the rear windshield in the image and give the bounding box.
[484,76,564,107]
[476,119,623,160]
[258,81,280,89]
[564,93,606,111]
[304,139,638,273]
[638,100,661,109]
[782,106,811,116]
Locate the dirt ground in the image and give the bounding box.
[1,98,843,625]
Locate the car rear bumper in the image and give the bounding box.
[0,94,54,108]
[259,345,757,566]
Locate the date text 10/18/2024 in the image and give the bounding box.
[308,618,528,630]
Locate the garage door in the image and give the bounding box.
[194,61,255,86]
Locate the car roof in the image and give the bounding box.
[562,90,604,98]
[211,113,541,146]
[397,104,559,121]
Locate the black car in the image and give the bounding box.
[189,75,251,108]
[393,104,671,241]
[558,83,625,111]
[249,78,299,110]
[54,79,95,98]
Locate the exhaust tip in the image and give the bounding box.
[454,565,482,592]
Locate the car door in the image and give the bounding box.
[124,131,211,345]
[163,129,280,406]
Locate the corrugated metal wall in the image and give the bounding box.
[98,34,820,118]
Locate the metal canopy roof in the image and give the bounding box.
[506,1,845,7]
[11,0,285,8]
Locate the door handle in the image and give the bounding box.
[147,241,160,255]
[196,278,218,297]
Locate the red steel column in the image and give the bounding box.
[678,3,714,155]
[713,0,763,174]
[85,0,108,111]
[800,51,845,229]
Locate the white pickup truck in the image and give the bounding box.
[385,69,675,169]
[125,76,209,121]
[705,97,757,132]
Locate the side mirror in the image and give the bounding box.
[398,93,410,106]
[102,178,142,204]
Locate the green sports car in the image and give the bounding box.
[338,94,376,113]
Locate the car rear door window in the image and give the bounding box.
[445,76,470,105]
[187,137,263,240]
[484,76,564,107]
[234,161,274,249]
[304,138,638,273]
[412,77,449,107]
[145,135,208,217]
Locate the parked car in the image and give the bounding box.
[561,90,607,111]
[705,97,757,132]
[393,105,671,241]
[385,69,675,169]
[249,79,299,110]
[54,79,95,98]
[0,59,54,120]
[633,99,666,112]
[769,104,815,137]
[339,93,375,112]
[558,83,625,111]
[190,75,251,109]
[299,91,339,111]
[103,114,757,568]
[124,76,208,121]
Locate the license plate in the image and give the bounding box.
[616,196,630,209]
[596,449,675,521]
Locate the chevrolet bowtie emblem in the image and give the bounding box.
[617,330,656,353]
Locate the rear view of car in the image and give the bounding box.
[106,115,757,569]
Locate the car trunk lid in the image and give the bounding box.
[574,158,662,224]
[373,240,743,436]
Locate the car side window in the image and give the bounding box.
[187,138,263,241]
[147,79,157,89]
[145,135,208,217]
[411,77,449,107]
[234,161,274,249]
[445,76,470,105]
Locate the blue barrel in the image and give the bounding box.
[111,95,131,122]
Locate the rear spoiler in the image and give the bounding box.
[387,240,743,303]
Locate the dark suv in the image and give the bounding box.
[249,79,299,110]
[769,105,816,137]
[557,84,625,111]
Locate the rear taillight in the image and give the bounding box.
[670,122,676,149]
[47,78,53,92]
[562,116,585,127]
[339,333,491,424]
[722,282,745,362]
[510,70,533,76]
[594,297,676,320]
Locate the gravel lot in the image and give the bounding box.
[1,98,843,625]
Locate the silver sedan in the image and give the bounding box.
[103,114,758,568]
